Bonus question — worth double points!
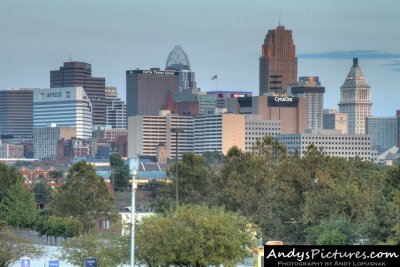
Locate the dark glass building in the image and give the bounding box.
[126,68,179,116]
[50,61,106,126]
[259,25,297,96]
[0,88,33,140]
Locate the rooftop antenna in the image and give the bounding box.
[69,53,72,62]
[278,9,282,26]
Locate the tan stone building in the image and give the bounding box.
[227,95,307,134]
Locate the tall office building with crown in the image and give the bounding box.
[50,61,106,127]
[165,45,197,92]
[259,25,297,96]
[338,58,372,134]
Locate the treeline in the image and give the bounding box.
[153,136,400,245]
[0,161,117,242]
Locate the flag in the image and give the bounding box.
[211,75,218,80]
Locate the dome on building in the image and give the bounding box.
[341,58,371,89]
[165,45,191,71]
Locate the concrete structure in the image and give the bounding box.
[33,87,92,139]
[126,68,179,116]
[0,88,33,140]
[366,116,398,154]
[51,61,106,126]
[0,142,24,158]
[323,109,348,134]
[33,127,77,160]
[206,91,252,109]
[127,115,167,157]
[338,58,372,134]
[278,129,374,161]
[94,128,127,142]
[128,110,194,159]
[105,86,126,129]
[165,45,197,92]
[227,95,307,134]
[244,115,281,152]
[194,114,245,154]
[289,76,325,130]
[259,25,297,95]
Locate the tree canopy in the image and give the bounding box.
[0,180,38,229]
[51,161,117,232]
[0,221,43,267]
[136,205,258,267]
[153,137,398,245]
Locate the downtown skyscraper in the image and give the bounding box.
[50,61,106,127]
[259,25,297,96]
[338,58,372,135]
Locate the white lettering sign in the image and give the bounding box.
[274,96,293,102]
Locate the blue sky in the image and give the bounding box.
[1,0,399,116]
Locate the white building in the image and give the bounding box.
[278,129,374,161]
[33,87,92,139]
[128,110,193,158]
[338,58,372,134]
[245,115,281,152]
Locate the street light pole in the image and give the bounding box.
[129,156,140,267]
[170,128,184,204]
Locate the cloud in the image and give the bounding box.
[298,50,400,60]
[383,60,400,72]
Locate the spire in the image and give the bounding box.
[353,58,358,67]
[278,9,281,27]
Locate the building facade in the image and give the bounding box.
[105,86,126,129]
[193,114,246,155]
[0,142,24,158]
[244,115,281,152]
[50,61,106,126]
[33,87,93,139]
[128,111,194,159]
[323,109,348,134]
[366,116,398,154]
[226,95,307,134]
[206,91,253,110]
[278,129,374,161]
[126,69,179,117]
[338,58,372,134]
[289,76,325,130]
[259,25,297,95]
[0,88,33,140]
[165,45,197,92]
[33,127,77,160]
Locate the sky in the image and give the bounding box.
[0,0,399,116]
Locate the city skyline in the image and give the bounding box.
[1,0,399,116]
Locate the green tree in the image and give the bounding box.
[0,221,43,267]
[136,205,258,267]
[33,180,52,208]
[36,215,83,244]
[0,181,38,229]
[109,154,130,192]
[306,216,358,245]
[0,163,23,203]
[51,161,117,232]
[61,232,129,267]
[155,153,215,211]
